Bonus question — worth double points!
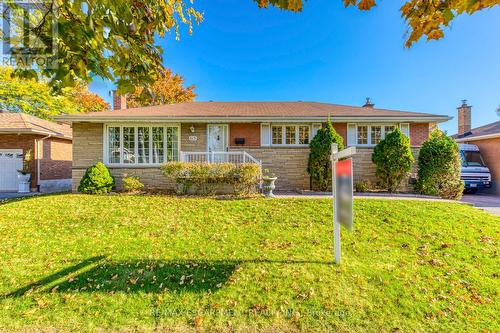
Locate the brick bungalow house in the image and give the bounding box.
[0,112,72,192]
[56,98,450,192]
[454,101,500,194]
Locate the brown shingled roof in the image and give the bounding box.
[55,101,449,121]
[454,120,500,140]
[0,112,72,139]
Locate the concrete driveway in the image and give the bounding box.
[462,193,500,216]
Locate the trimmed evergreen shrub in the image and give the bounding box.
[122,175,144,193]
[415,129,464,200]
[372,128,414,192]
[78,162,115,194]
[307,119,344,191]
[355,180,371,193]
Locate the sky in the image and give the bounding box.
[90,0,500,134]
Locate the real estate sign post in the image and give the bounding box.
[331,144,356,264]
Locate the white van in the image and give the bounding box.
[459,144,492,193]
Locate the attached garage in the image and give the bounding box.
[0,149,23,192]
[455,120,500,194]
[0,112,72,193]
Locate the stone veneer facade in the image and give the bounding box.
[72,122,428,192]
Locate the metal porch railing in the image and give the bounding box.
[179,151,261,166]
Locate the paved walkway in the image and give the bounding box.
[461,193,500,216]
[0,192,40,200]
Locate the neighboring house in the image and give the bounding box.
[0,112,72,192]
[56,96,449,192]
[453,101,500,193]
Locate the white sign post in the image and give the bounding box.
[331,144,356,264]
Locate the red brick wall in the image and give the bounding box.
[410,123,430,147]
[0,134,38,189]
[332,123,347,144]
[39,137,72,180]
[0,134,72,190]
[229,123,260,147]
[469,137,500,183]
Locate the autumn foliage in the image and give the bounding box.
[259,0,500,47]
[0,67,108,120]
[65,84,110,113]
[127,69,196,108]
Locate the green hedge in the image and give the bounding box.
[372,129,414,192]
[78,162,115,194]
[415,129,464,200]
[161,162,262,195]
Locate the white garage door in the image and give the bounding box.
[0,149,23,192]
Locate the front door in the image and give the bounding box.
[207,124,228,152]
[207,124,228,163]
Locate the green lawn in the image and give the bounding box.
[0,195,498,332]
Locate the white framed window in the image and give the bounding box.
[348,123,408,147]
[270,124,311,146]
[271,126,283,145]
[104,124,179,166]
[370,125,382,145]
[357,125,368,145]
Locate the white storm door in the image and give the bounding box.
[0,149,23,192]
[207,124,228,152]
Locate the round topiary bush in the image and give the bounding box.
[372,128,414,192]
[78,162,115,194]
[415,129,464,200]
[307,119,344,191]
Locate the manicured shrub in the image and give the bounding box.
[233,163,263,195]
[78,162,115,194]
[415,129,464,200]
[161,162,261,195]
[372,129,414,192]
[307,118,344,191]
[122,176,144,193]
[355,180,371,193]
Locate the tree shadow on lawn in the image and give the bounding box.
[4,257,330,297]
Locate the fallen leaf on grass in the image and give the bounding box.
[193,315,203,327]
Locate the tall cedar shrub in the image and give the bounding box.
[78,162,115,194]
[372,128,414,192]
[307,119,344,191]
[415,129,464,200]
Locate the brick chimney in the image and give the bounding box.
[112,90,127,110]
[457,100,471,136]
[363,97,374,108]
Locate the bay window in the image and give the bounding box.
[105,125,179,165]
[271,125,310,146]
[107,127,120,164]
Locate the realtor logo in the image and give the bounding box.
[1,0,58,69]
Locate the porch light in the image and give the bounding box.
[190,125,195,133]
